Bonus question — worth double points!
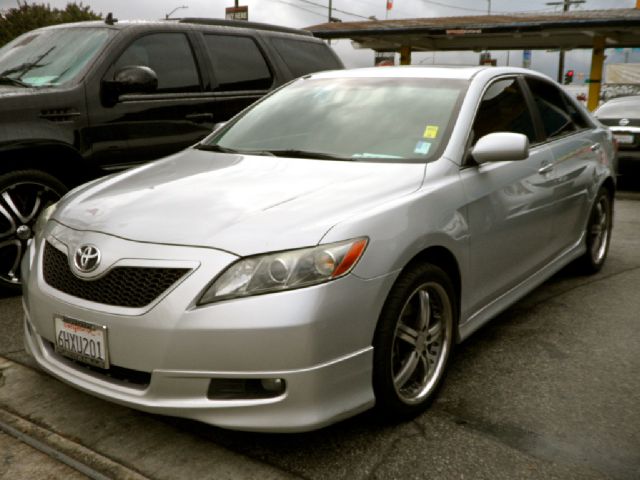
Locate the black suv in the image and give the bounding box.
[0,18,343,290]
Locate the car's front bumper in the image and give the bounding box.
[22,225,396,432]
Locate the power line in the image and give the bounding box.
[273,0,327,17]
[417,0,559,14]
[296,0,372,20]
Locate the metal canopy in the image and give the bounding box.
[306,9,640,52]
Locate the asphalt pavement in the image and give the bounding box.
[1,193,639,480]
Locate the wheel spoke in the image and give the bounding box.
[0,204,16,239]
[2,186,46,225]
[425,348,439,368]
[418,289,431,331]
[427,321,443,344]
[417,350,430,376]
[2,191,29,224]
[396,323,418,346]
[0,239,22,282]
[394,350,419,389]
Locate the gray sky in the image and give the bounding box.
[1,0,638,80]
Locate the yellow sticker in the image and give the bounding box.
[423,125,439,139]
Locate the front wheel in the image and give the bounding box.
[0,170,67,292]
[372,263,456,419]
[576,188,612,274]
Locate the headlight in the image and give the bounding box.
[198,237,368,305]
[33,202,58,237]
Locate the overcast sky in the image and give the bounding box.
[1,0,638,81]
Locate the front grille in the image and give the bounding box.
[43,242,190,308]
[599,118,640,127]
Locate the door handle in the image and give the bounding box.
[590,143,601,152]
[186,113,214,123]
[538,162,554,175]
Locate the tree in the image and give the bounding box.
[0,2,101,47]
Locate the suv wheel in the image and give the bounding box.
[0,170,67,292]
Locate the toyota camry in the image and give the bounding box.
[21,66,615,432]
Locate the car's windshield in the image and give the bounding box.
[0,27,114,87]
[205,76,468,162]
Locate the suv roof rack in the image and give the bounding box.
[178,18,313,36]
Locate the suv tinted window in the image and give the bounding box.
[271,38,341,78]
[203,34,272,91]
[525,77,587,139]
[113,33,200,92]
[472,78,536,144]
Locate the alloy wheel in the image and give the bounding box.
[589,195,610,265]
[0,181,62,287]
[391,281,453,405]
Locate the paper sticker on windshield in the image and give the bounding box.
[414,141,432,155]
[423,125,439,139]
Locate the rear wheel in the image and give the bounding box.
[0,170,67,292]
[576,188,612,274]
[373,263,456,419]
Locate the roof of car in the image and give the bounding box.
[36,18,313,36]
[595,95,640,115]
[309,65,546,81]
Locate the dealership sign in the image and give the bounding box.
[226,6,248,21]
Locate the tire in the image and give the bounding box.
[372,263,456,420]
[0,170,67,292]
[575,187,612,274]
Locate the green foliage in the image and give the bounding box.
[0,2,101,47]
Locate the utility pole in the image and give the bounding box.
[546,0,585,82]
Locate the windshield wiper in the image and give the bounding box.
[257,149,352,161]
[195,145,351,161]
[0,76,30,87]
[194,144,240,153]
[194,144,277,156]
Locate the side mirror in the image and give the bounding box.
[102,66,158,105]
[471,132,530,164]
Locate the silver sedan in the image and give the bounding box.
[21,66,615,432]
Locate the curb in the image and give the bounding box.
[0,407,150,480]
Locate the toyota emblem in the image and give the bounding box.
[619,118,630,126]
[74,245,101,273]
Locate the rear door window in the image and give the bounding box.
[525,77,588,139]
[471,78,537,145]
[203,34,272,91]
[271,38,342,78]
[113,33,201,93]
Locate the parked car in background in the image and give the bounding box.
[22,66,616,432]
[0,17,343,290]
[594,95,640,178]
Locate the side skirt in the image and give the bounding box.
[457,237,586,341]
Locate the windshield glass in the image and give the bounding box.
[0,27,114,87]
[206,76,468,162]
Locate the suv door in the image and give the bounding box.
[200,33,274,121]
[524,76,600,255]
[460,77,556,313]
[87,31,215,169]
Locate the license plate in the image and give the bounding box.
[54,316,109,369]
[614,133,634,145]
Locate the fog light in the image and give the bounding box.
[260,378,285,393]
[208,378,286,400]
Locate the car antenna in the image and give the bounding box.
[105,13,118,25]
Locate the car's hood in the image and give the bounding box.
[55,149,426,256]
